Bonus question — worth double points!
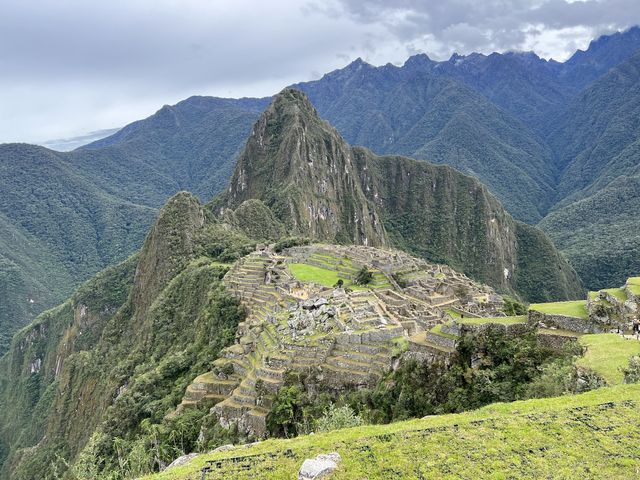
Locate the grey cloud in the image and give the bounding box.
[333,0,640,57]
[1,0,639,143]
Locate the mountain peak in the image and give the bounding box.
[214,89,386,245]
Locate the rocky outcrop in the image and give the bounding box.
[299,452,341,480]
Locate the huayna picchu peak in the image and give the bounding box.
[216,89,582,302]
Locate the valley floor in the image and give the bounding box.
[146,384,640,479]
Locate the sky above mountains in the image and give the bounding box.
[2,0,640,144]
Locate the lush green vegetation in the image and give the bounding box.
[266,327,583,438]
[576,334,640,385]
[0,194,255,480]
[146,384,640,479]
[627,277,640,296]
[529,300,588,319]
[288,263,386,291]
[457,315,527,325]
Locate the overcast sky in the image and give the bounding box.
[2,0,640,144]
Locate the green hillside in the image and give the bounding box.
[0,99,266,354]
[146,384,640,480]
[0,144,158,354]
[296,67,556,223]
[216,89,582,301]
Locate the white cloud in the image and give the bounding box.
[0,0,638,143]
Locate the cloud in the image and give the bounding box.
[0,0,639,143]
[331,0,640,59]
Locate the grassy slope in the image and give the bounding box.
[577,334,640,385]
[147,384,640,480]
[288,263,388,290]
[529,300,588,319]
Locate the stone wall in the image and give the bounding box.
[536,331,579,352]
[528,310,600,334]
[458,322,529,337]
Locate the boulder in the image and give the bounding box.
[298,452,341,479]
[165,452,198,470]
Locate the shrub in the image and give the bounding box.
[273,237,310,253]
[354,267,373,286]
[623,355,640,384]
[315,405,363,433]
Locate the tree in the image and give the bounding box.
[354,267,373,286]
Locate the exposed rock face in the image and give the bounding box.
[215,89,583,301]
[132,191,205,322]
[299,452,341,480]
[165,452,198,470]
[217,89,386,246]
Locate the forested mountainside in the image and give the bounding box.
[540,52,640,287]
[215,89,581,301]
[0,99,267,354]
[0,89,585,479]
[2,27,640,353]
[292,66,556,223]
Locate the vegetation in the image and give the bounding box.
[576,334,640,385]
[288,263,385,291]
[354,267,373,286]
[145,384,640,479]
[267,327,583,436]
[529,300,588,319]
[457,316,526,325]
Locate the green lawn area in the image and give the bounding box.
[603,288,628,302]
[430,324,457,339]
[444,308,462,318]
[146,384,640,480]
[529,300,588,319]
[576,334,640,385]
[626,277,640,296]
[457,315,527,325]
[288,263,388,290]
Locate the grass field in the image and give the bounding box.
[288,263,388,290]
[603,288,628,302]
[146,384,640,480]
[457,315,527,325]
[576,334,640,385]
[627,277,640,296]
[529,300,588,319]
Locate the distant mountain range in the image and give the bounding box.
[2,26,640,353]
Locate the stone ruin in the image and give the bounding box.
[176,244,504,438]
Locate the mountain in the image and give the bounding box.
[540,52,640,288]
[3,26,640,356]
[560,26,640,92]
[292,60,557,223]
[0,144,158,354]
[215,89,582,300]
[0,90,584,479]
[0,98,267,354]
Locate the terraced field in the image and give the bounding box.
[577,334,640,385]
[529,300,589,319]
[147,385,640,479]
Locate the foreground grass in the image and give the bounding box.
[577,334,640,385]
[529,300,588,319]
[147,385,640,479]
